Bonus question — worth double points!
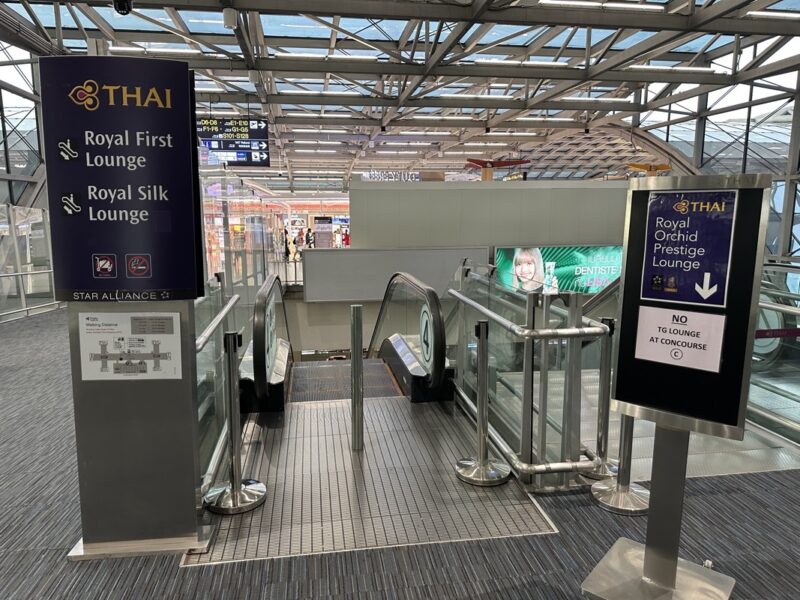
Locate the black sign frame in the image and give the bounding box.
[39,56,204,302]
[613,175,771,440]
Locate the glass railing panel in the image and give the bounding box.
[194,280,227,475]
[0,274,23,318]
[196,326,227,474]
[749,293,800,443]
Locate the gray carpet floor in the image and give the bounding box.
[1,309,799,599]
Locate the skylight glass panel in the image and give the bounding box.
[610,31,656,50]
[180,11,228,34]
[544,28,616,50]
[5,3,32,25]
[673,34,733,53]
[338,18,409,41]
[261,15,331,38]
[772,0,800,9]
[94,6,166,32]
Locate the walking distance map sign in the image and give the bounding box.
[614,177,770,438]
[39,56,203,301]
[640,190,736,308]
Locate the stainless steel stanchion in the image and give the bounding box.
[584,318,616,480]
[204,331,267,515]
[455,320,511,486]
[351,305,364,452]
[591,413,649,515]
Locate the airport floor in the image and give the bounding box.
[1,309,800,599]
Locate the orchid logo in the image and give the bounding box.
[672,199,689,215]
[68,80,100,111]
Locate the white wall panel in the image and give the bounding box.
[349,180,628,249]
[302,246,488,302]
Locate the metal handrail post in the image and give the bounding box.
[536,294,551,489]
[204,331,267,515]
[561,293,583,488]
[583,317,616,480]
[591,413,650,515]
[455,320,510,487]
[351,305,364,452]
[520,291,537,485]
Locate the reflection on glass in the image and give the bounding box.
[194,282,226,476]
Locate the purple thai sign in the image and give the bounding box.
[640,189,737,308]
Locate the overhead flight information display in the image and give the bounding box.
[196,118,269,166]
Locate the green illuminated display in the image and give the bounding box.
[494,246,622,294]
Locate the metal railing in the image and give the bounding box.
[196,295,240,353]
[196,294,239,496]
[448,281,614,490]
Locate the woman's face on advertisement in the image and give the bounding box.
[514,258,536,284]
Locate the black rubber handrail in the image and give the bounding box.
[366,272,446,391]
[253,275,292,405]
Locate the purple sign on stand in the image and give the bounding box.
[640,189,737,308]
[39,56,202,301]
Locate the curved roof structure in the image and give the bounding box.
[0,0,797,201]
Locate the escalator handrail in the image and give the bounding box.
[253,274,292,404]
[581,276,621,315]
[366,271,446,390]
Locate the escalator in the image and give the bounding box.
[247,271,449,411]
[581,268,800,443]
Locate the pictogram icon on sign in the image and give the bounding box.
[61,193,81,215]
[92,254,117,279]
[58,138,78,160]
[126,254,152,278]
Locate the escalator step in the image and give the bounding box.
[288,360,403,402]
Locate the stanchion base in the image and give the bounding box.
[581,538,735,599]
[581,460,618,481]
[204,479,267,515]
[455,457,511,486]
[591,478,650,515]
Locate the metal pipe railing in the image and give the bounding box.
[203,330,267,515]
[449,285,614,486]
[747,403,800,438]
[454,384,599,475]
[448,288,609,340]
[759,300,800,317]
[0,269,54,277]
[351,304,364,452]
[196,295,239,353]
[455,321,511,486]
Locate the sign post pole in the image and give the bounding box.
[582,174,771,599]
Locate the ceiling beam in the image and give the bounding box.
[44,28,702,62]
[175,56,735,85]
[64,0,800,36]
[201,91,644,112]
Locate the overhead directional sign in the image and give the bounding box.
[614,176,770,439]
[196,118,270,166]
[640,190,736,308]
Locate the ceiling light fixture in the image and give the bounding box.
[746,10,800,19]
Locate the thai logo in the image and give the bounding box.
[672,199,689,215]
[68,79,173,111]
[69,80,100,111]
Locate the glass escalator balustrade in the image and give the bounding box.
[366,273,446,396]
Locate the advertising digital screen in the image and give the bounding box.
[494,245,622,295]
